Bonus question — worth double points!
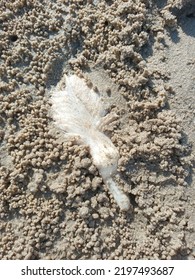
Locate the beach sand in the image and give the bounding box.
[0,0,195,259]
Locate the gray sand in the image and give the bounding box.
[0,0,195,259]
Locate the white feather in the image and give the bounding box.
[51,74,130,211]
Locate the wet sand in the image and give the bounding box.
[0,0,195,259]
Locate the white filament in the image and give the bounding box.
[51,74,130,211]
[106,178,131,211]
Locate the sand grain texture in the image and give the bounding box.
[0,0,194,260]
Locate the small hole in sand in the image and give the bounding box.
[10,35,18,42]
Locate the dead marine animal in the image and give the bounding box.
[51,74,130,211]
